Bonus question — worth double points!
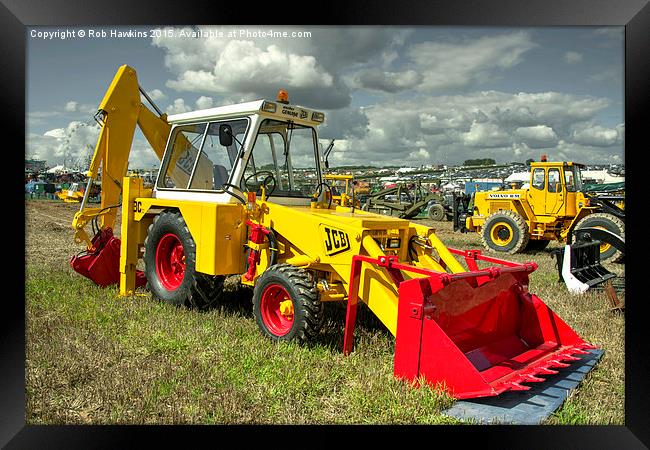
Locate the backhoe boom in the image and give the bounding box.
[72,65,171,248]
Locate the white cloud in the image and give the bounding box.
[514,125,558,147]
[165,42,334,94]
[564,51,583,64]
[408,148,430,161]
[64,101,78,112]
[26,121,101,167]
[588,66,621,83]
[350,69,422,93]
[593,27,623,40]
[462,122,511,148]
[408,31,537,91]
[570,124,622,147]
[166,98,192,114]
[317,90,621,166]
[153,26,355,109]
[44,128,66,139]
[195,96,214,110]
[146,89,167,101]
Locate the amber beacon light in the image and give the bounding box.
[277,89,289,104]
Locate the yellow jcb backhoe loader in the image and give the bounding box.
[68,65,597,400]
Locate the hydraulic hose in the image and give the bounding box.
[267,228,278,266]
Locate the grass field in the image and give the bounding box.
[25,199,625,424]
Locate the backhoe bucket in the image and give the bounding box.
[70,228,146,288]
[394,265,596,399]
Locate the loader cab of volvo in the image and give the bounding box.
[527,161,585,216]
[154,91,326,206]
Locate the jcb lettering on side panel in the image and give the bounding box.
[320,225,351,256]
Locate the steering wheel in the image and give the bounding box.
[244,171,277,197]
[314,182,333,209]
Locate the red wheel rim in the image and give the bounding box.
[260,284,294,336]
[155,233,186,290]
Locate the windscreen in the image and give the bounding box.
[242,119,320,197]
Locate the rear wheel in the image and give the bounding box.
[427,203,446,221]
[252,264,323,343]
[574,213,625,262]
[481,210,529,254]
[144,210,224,309]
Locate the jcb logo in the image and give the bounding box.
[321,225,350,256]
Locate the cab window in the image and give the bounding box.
[159,123,206,189]
[532,168,545,190]
[188,119,248,191]
[158,119,249,191]
[564,166,582,192]
[548,168,561,193]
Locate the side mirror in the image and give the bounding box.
[219,124,233,147]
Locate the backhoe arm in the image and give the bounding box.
[71,65,171,248]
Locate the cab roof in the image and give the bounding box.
[531,161,586,168]
[167,99,325,127]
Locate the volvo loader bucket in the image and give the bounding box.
[553,239,616,294]
[344,250,596,400]
[70,228,146,288]
[553,226,624,294]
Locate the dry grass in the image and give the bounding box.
[25,200,624,424]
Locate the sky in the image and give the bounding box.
[26,26,624,169]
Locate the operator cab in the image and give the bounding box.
[528,161,585,216]
[154,91,326,206]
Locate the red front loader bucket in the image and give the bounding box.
[70,228,146,288]
[344,251,597,400]
[394,262,596,399]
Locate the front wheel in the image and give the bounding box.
[427,203,446,221]
[481,210,529,254]
[252,264,323,343]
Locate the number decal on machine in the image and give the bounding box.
[133,200,142,212]
[321,225,351,256]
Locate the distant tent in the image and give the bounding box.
[505,172,530,183]
[47,165,66,174]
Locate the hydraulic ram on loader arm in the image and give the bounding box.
[70,65,172,286]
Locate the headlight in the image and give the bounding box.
[261,101,277,113]
[311,111,325,122]
[386,238,401,249]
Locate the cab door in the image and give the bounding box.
[545,167,565,215]
[528,167,546,215]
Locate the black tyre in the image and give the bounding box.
[252,264,323,343]
[427,203,446,221]
[524,239,550,252]
[574,213,625,262]
[481,210,529,254]
[144,210,224,309]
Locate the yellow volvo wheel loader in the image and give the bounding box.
[68,65,597,400]
[453,160,625,262]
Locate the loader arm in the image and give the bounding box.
[71,65,171,248]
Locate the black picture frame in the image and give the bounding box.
[8,0,649,447]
